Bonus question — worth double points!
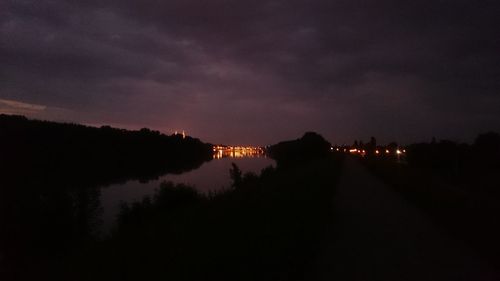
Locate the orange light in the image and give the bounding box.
[385,149,390,154]
[375,150,379,154]
[396,149,402,155]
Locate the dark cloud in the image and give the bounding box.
[2,0,500,144]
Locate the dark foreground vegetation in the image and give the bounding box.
[0,114,212,280]
[361,132,500,267]
[81,157,341,281]
[73,133,342,281]
[0,123,343,281]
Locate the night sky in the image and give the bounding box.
[1,0,500,145]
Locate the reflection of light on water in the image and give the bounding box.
[101,147,274,235]
[213,145,266,159]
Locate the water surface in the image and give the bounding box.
[100,155,274,232]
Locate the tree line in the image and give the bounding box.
[0,114,213,186]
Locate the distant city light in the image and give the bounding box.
[385,149,390,154]
[212,145,265,159]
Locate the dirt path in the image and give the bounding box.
[310,156,498,281]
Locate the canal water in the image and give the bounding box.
[100,152,274,233]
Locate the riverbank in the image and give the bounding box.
[73,153,343,281]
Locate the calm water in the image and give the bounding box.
[100,154,274,233]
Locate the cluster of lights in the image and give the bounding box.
[213,145,265,159]
[332,147,406,156]
[213,145,263,151]
[348,149,366,154]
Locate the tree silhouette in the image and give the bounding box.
[230,162,243,188]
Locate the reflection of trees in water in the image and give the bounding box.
[0,116,214,280]
[0,155,214,280]
[0,156,214,280]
